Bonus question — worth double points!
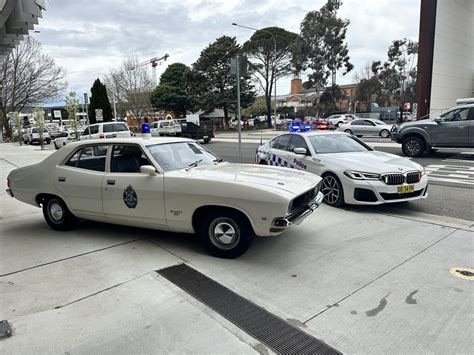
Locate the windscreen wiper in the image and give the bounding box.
[186,159,203,171]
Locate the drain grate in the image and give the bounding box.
[157,264,340,354]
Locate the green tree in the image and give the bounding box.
[355,76,382,106]
[65,92,80,140]
[371,39,418,110]
[33,107,46,150]
[88,78,113,124]
[188,36,254,124]
[242,27,300,127]
[300,0,353,90]
[242,96,268,118]
[150,63,192,117]
[319,85,345,115]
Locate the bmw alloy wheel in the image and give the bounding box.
[208,218,240,250]
[321,175,341,206]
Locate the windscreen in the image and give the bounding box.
[308,135,370,154]
[146,142,218,171]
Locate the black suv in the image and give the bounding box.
[391,104,474,157]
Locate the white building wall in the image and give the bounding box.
[430,0,473,113]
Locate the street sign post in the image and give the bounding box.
[84,93,91,138]
[95,109,103,122]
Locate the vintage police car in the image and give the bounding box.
[6,137,323,258]
[256,131,428,207]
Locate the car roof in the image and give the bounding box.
[90,122,127,126]
[72,137,193,147]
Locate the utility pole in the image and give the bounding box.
[236,55,242,163]
[84,93,91,139]
[113,90,118,121]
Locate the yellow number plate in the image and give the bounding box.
[397,185,415,194]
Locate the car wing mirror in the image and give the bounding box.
[434,117,442,123]
[293,147,308,155]
[140,165,158,176]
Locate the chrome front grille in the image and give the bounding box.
[406,171,422,183]
[381,171,422,185]
[381,173,404,185]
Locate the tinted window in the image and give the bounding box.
[104,123,128,132]
[91,125,99,134]
[364,120,375,126]
[83,127,89,135]
[111,145,151,173]
[440,108,470,122]
[274,135,291,151]
[270,137,280,149]
[308,135,369,154]
[352,120,369,126]
[288,135,308,152]
[65,146,107,171]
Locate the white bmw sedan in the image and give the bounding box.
[256,131,428,207]
[6,137,323,258]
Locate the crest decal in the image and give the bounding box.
[123,185,138,209]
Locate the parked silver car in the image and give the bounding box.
[338,119,393,138]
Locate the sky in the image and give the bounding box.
[33,0,421,102]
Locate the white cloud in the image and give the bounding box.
[34,0,420,97]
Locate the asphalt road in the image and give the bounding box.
[206,141,474,221]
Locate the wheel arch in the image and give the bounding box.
[401,129,431,149]
[191,205,255,235]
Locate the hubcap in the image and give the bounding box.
[49,201,64,223]
[381,130,389,138]
[405,140,420,156]
[321,176,340,205]
[209,219,240,250]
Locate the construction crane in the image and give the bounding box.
[138,53,170,84]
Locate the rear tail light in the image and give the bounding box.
[99,134,105,138]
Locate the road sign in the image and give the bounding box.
[53,110,61,118]
[404,102,411,110]
[95,109,103,122]
[230,56,248,76]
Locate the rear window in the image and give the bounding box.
[103,123,128,133]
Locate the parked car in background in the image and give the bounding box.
[180,122,214,143]
[53,131,81,149]
[256,131,428,207]
[80,122,131,140]
[24,127,51,145]
[339,119,393,138]
[326,114,358,127]
[391,103,474,157]
[150,120,182,136]
[6,137,324,258]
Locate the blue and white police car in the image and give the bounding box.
[255,131,428,207]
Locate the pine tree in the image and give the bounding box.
[88,79,113,123]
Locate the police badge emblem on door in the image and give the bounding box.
[123,185,138,208]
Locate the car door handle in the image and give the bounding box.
[58,177,66,182]
[106,179,116,185]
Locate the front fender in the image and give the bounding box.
[400,127,432,146]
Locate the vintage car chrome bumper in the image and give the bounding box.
[270,191,324,232]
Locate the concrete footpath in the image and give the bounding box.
[0,143,473,354]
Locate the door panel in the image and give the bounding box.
[431,108,470,146]
[102,173,166,227]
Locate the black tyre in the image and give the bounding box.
[259,160,268,165]
[198,210,254,258]
[402,136,425,157]
[203,137,211,144]
[344,129,353,135]
[380,129,390,138]
[42,196,78,231]
[321,173,345,207]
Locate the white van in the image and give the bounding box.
[80,122,131,140]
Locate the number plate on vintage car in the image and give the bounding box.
[397,185,415,194]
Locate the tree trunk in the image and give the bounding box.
[223,105,229,128]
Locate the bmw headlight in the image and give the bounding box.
[344,171,381,180]
[421,167,426,176]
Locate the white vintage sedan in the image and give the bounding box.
[6,137,323,258]
[256,131,428,207]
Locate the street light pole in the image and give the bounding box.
[232,23,277,129]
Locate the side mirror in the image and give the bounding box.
[434,117,442,123]
[140,165,157,176]
[293,147,308,155]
